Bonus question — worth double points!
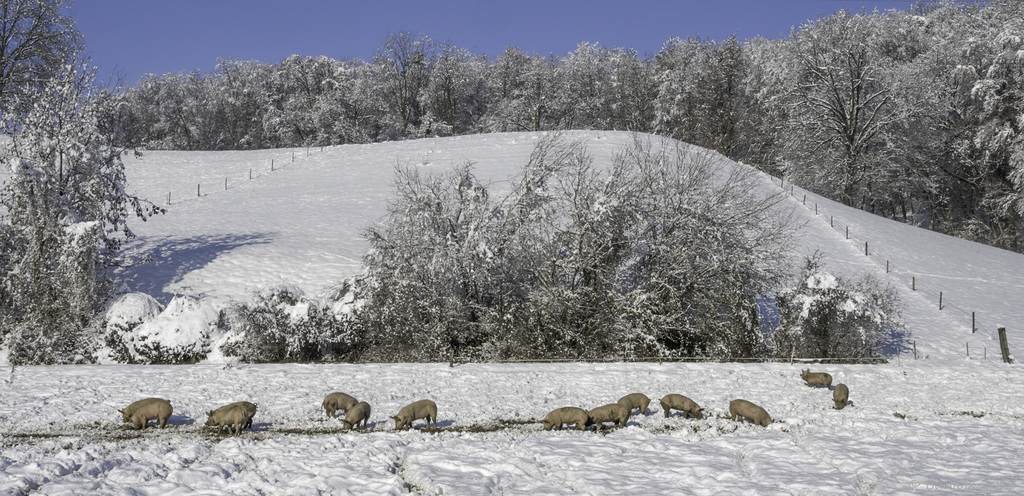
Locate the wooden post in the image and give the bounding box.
[225,177,228,190]
[846,226,849,239]
[912,277,916,290]
[271,159,274,171]
[830,216,834,227]
[197,184,201,197]
[939,292,943,310]
[886,260,889,273]
[865,242,868,256]
[966,342,969,357]
[815,203,818,215]
[998,327,1013,364]
[802,194,806,205]
[292,152,295,162]
[249,168,252,180]
[972,312,976,333]
[167,192,171,205]
[913,340,918,359]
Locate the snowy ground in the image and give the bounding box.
[2,131,1023,494]
[2,361,1023,495]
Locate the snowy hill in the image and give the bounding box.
[118,131,1023,363]
[3,131,1024,494]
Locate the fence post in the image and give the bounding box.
[912,277,916,290]
[972,312,976,333]
[886,260,889,273]
[803,194,806,205]
[913,340,918,360]
[865,242,868,256]
[197,184,201,197]
[167,192,171,205]
[939,292,943,310]
[998,327,1013,364]
[225,178,228,190]
[272,159,275,171]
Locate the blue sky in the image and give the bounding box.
[74,0,921,86]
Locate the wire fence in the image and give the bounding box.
[773,174,1014,362]
[164,146,327,206]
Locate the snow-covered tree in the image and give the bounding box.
[0,65,162,364]
[783,11,898,207]
[0,0,82,113]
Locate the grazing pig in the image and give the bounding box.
[342,401,372,430]
[323,392,359,419]
[833,384,850,410]
[119,398,173,430]
[801,369,833,388]
[587,403,630,430]
[219,401,258,430]
[206,402,254,435]
[392,399,438,430]
[542,407,590,431]
[729,399,772,427]
[617,393,652,416]
[660,394,703,419]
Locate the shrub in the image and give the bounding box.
[775,253,905,359]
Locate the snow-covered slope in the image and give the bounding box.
[117,131,1023,362]
[3,132,1023,495]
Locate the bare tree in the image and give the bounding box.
[785,11,896,207]
[0,0,82,113]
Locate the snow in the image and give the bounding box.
[3,131,1024,493]
[2,362,1022,494]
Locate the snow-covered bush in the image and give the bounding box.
[357,135,793,361]
[104,295,216,364]
[220,285,361,363]
[775,253,905,359]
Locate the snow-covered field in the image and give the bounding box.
[3,361,1023,495]
[2,131,1023,494]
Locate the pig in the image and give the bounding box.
[660,394,703,419]
[801,369,833,388]
[833,383,849,410]
[542,407,590,431]
[342,401,372,430]
[587,403,630,430]
[617,393,652,416]
[729,399,773,427]
[206,402,255,435]
[323,392,359,419]
[220,401,258,430]
[119,398,173,430]
[392,399,438,430]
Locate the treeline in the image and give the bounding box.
[108,1,1024,253]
